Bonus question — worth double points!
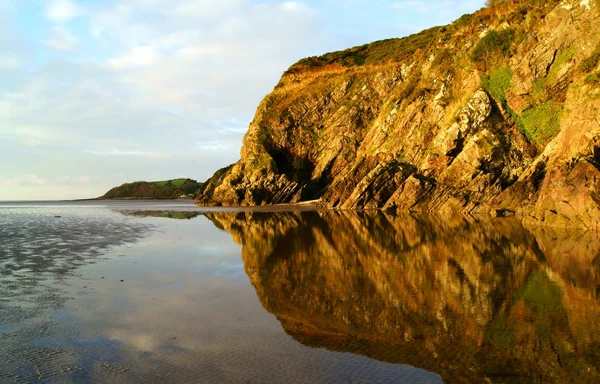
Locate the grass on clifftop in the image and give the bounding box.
[283,0,564,77]
[153,178,188,188]
[284,26,442,74]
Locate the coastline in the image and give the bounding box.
[194,199,320,212]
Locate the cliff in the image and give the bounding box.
[204,211,600,383]
[101,178,201,199]
[197,0,600,228]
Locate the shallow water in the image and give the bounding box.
[1,201,599,383]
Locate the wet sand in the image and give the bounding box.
[3,201,600,383]
[0,201,439,383]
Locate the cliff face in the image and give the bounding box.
[197,0,600,228]
[204,211,600,383]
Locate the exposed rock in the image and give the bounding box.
[198,0,600,228]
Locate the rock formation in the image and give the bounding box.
[198,0,600,228]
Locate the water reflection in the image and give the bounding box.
[205,211,600,383]
[0,206,151,383]
[3,205,600,383]
[119,210,203,220]
[3,205,441,384]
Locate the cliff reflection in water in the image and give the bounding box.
[205,211,600,383]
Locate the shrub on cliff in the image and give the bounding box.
[579,43,600,73]
[585,72,600,85]
[520,102,562,145]
[482,66,513,106]
[471,29,515,67]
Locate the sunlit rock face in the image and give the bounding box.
[198,0,600,228]
[206,211,600,383]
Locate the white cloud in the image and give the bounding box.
[1,0,485,200]
[281,1,310,12]
[22,174,47,185]
[94,0,321,112]
[169,0,245,20]
[46,26,79,51]
[0,175,48,187]
[54,175,91,184]
[392,0,482,14]
[195,140,238,151]
[175,45,225,59]
[0,52,20,69]
[54,175,70,184]
[46,0,82,23]
[107,46,158,69]
[0,177,16,187]
[25,139,42,146]
[84,148,167,158]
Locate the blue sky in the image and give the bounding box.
[0,0,485,200]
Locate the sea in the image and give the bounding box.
[1,200,599,383]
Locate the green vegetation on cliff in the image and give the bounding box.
[198,0,600,228]
[578,42,600,73]
[283,27,442,75]
[471,29,515,67]
[101,178,202,199]
[482,66,513,105]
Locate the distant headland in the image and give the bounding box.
[99,178,202,199]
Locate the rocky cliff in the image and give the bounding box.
[197,0,600,228]
[204,211,600,383]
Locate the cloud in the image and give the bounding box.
[175,45,226,59]
[54,175,91,184]
[0,52,20,69]
[22,174,47,185]
[195,140,238,151]
[0,175,48,187]
[84,148,167,158]
[391,0,483,14]
[92,0,321,115]
[25,139,42,147]
[281,1,311,12]
[1,0,485,200]
[108,46,158,69]
[45,0,82,23]
[45,26,79,51]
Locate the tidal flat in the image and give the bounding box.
[1,201,599,383]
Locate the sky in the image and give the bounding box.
[0,0,485,200]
